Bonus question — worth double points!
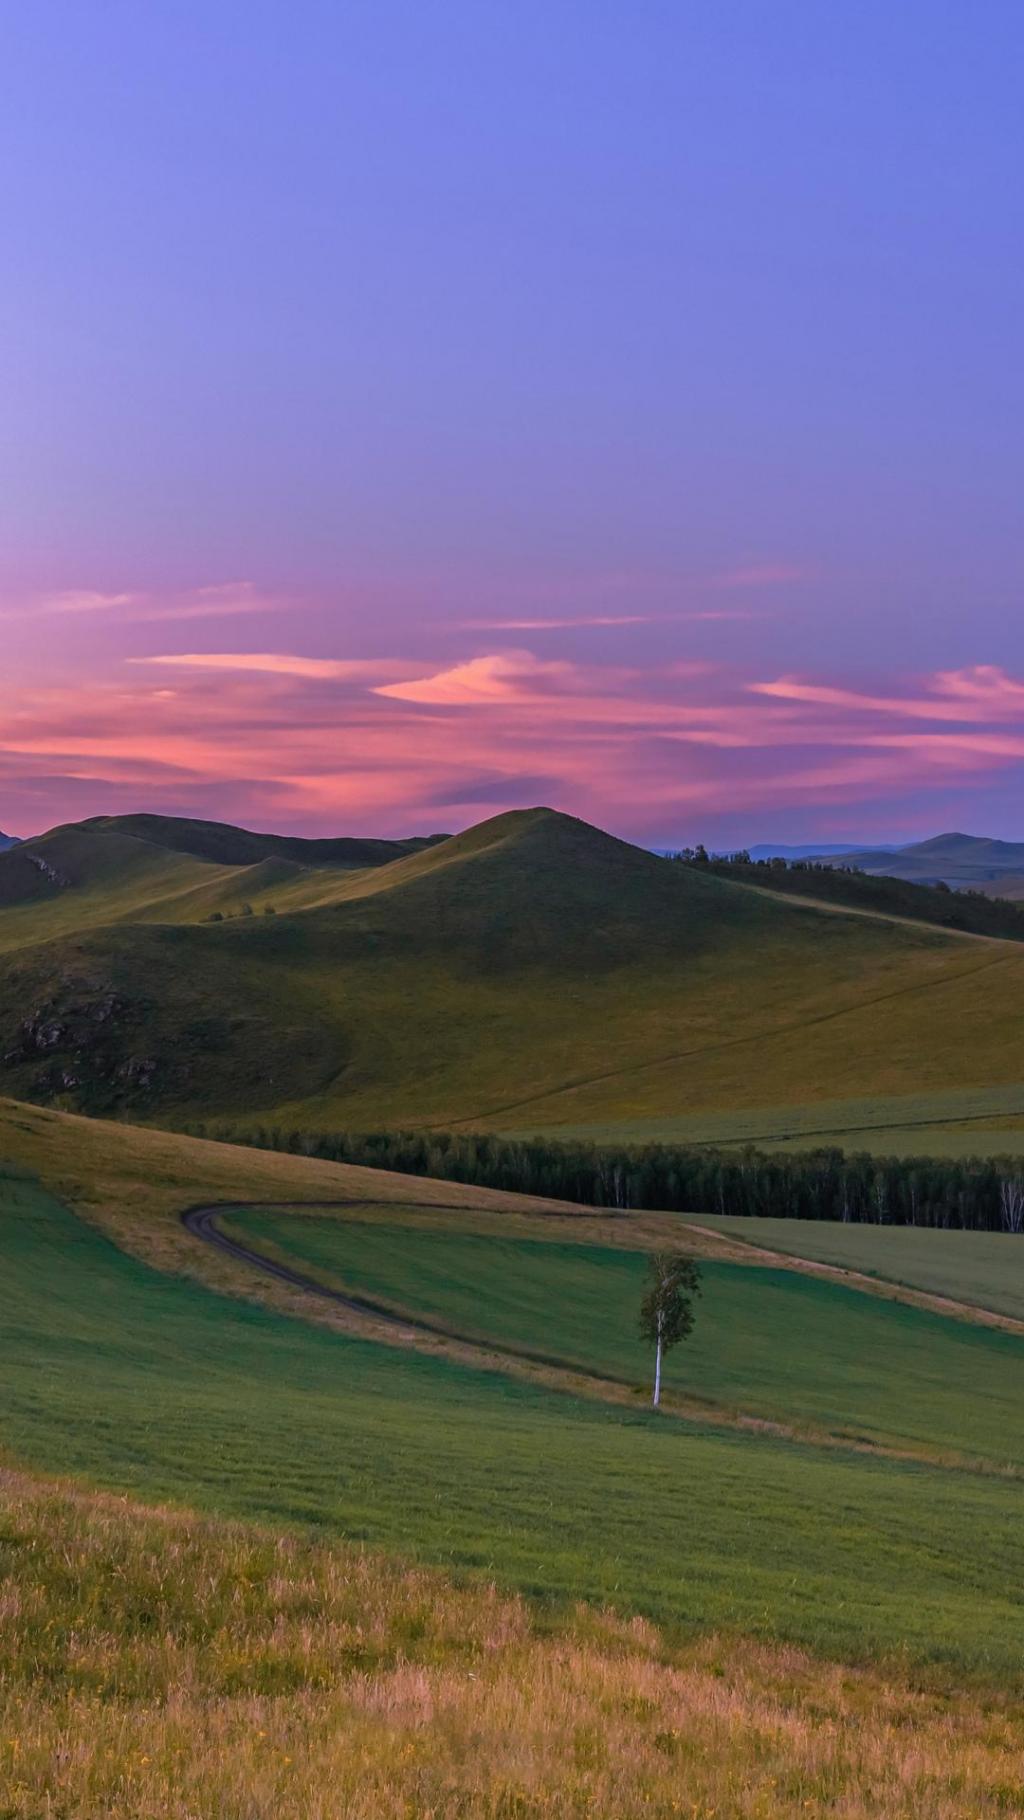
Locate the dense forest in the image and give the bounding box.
[195,1124,1024,1232]
[667,848,1024,942]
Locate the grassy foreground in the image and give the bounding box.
[9,1467,1024,1820]
[3,1135,1024,1674]
[6,1104,1024,1807]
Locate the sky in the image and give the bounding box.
[2,1,1023,846]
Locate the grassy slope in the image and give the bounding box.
[80,809,442,867]
[9,1471,1024,1820]
[702,851,1024,939]
[228,1208,1024,1468]
[688,1214,1024,1320]
[538,1084,1024,1156]
[2,1104,1024,1674]
[5,808,1024,1136]
[0,817,433,952]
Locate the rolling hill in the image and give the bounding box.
[0,813,444,948]
[805,830,1024,892]
[2,805,1024,1140]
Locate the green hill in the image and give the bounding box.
[698,848,1024,941]
[80,811,444,869]
[0,815,444,951]
[2,805,1024,1136]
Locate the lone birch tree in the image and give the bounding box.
[639,1252,701,1408]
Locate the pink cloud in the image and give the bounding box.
[0,589,140,622]
[459,611,753,630]
[131,652,410,682]
[375,651,579,705]
[751,665,1024,723]
[5,645,1024,841]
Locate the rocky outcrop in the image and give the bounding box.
[24,852,68,888]
[1,984,166,1107]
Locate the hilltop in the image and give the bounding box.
[0,829,18,851]
[79,811,447,869]
[1,804,1024,1136]
[803,830,1024,893]
[0,814,444,942]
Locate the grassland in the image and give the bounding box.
[688,1214,1024,1321]
[10,1469,1024,1820]
[8,1104,1024,1807]
[8,808,1024,1147]
[537,1085,1024,1157]
[2,1109,1024,1677]
[9,1169,1024,1670]
[226,1206,1024,1468]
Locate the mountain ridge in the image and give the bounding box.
[1,803,1021,1135]
[802,830,1024,890]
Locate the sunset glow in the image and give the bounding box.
[3,5,1021,845]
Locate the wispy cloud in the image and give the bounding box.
[130,652,410,681]
[709,563,809,589]
[375,652,576,705]
[0,588,140,622]
[1,580,279,626]
[6,646,1024,841]
[751,665,1024,723]
[459,610,751,630]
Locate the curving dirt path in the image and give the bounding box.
[182,1197,1024,1479]
[183,1200,484,1343]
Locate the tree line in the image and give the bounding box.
[189,1123,1024,1232]
[664,847,1024,944]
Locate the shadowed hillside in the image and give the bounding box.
[80,812,445,869]
[0,816,446,950]
[697,850,1024,942]
[2,806,1024,1131]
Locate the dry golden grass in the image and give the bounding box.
[4,1464,1024,1820]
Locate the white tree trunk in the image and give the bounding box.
[1001,1177,1024,1233]
[653,1316,663,1408]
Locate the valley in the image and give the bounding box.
[5,812,1024,1816]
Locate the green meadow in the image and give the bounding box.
[7,808,1024,1148]
[3,1165,1024,1676]
[230,1206,1024,1466]
[691,1212,1024,1319]
[535,1083,1024,1157]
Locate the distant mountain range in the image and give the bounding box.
[801,833,1024,895]
[0,831,18,852]
[745,842,899,861]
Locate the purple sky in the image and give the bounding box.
[2,2,1023,844]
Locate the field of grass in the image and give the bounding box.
[688,1214,1024,1321]
[538,1085,1024,1157]
[8,1104,1024,1807]
[228,1207,1024,1468]
[8,808,1024,1142]
[2,1118,1024,1676]
[11,1470,1024,1820]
